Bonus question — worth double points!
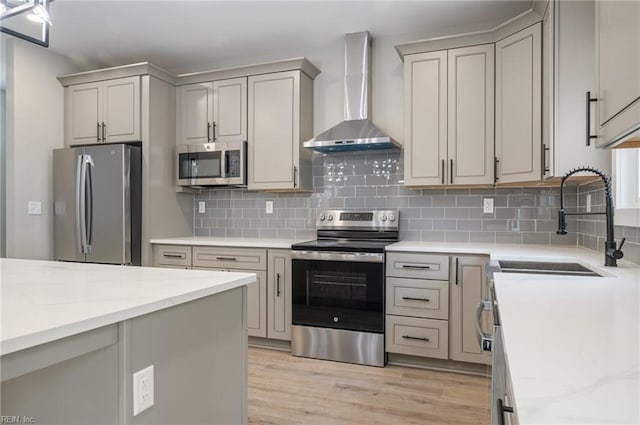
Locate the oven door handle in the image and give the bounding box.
[291,250,384,263]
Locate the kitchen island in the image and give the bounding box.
[0,258,255,424]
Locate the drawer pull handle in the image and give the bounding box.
[401,265,430,270]
[402,296,430,302]
[402,335,430,342]
[215,257,237,261]
[163,253,185,259]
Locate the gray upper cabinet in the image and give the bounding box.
[404,45,494,186]
[177,77,247,145]
[65,76,140,146]
[543,1,610,177]
[248,70,313,191]
[595,1,640,148]
[495,23,542,184]
[448,44,495,185]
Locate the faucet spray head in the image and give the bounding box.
[556,209,568,235]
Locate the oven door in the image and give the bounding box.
[291,251,384,333]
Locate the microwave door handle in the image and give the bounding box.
[221,150,227,178]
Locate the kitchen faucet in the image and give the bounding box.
[557,166,625,267]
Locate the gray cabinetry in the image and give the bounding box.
[267,249,292,340]
[385,252,450,359]
[152,244,292,342]
[65,76,141,145]
[192,246,267,338]
[542,1,610,177]
[595,1,640,147]
[449,255,491,365]
[495,23,542,184]
[177,77,247,145]
[403,44,494,186]
[247,71,313,191]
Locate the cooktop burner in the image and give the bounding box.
[291,239,395,253]
[293,209,399,253]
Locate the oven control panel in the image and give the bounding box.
[316,209,398,229]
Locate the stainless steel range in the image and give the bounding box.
[290,209,399,367]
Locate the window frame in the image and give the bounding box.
[612,148,640,227]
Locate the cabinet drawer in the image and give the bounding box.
[385,316,448,359]
[386,277,448,320]
[386,253,449,280]
[154,245,192,267]
[192,246,267,271]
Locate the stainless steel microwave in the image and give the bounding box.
[177,141,246,187]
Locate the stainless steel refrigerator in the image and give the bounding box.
[53,144,142,265]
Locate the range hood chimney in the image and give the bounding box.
[304,31,400,153]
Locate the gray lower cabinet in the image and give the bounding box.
[385,252,450,359]
[152,244,291,341]
[449,255,492,365]
[267,250,292,340]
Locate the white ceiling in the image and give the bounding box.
[47,0,533,74]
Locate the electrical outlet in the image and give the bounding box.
[28,201,42,215]
[133,365,154,416]
[483,198,494,214]
[265,201,273,214]
[198,201,206,214]
[586,194,592,213]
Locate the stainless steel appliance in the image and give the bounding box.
[177,141,246,187]
[291,210,399,367]
[53,143,141,265]
[303,32,400,152]
[484,261,517,425]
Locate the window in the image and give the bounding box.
[613,148,640,226]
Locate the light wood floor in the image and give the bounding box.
[248,347,491,425]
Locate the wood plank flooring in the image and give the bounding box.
[248,347,491,425]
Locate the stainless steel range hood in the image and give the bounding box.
[304,32,400,153]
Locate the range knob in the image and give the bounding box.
[319,214,326,221]
[381,215,388,222]
[328,214,334,221]
[389,215,396,222]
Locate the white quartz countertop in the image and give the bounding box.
[493,258,640,424]
[0,259,255,356]
[149,236,306,249]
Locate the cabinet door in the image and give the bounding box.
[404,51,448,186]
[178,82,213,144]
[192,266,267,338]
[247,270,268,338]
[449,256,491,365]
[248,72,299,190]
[213,77,247,143]
[66,82,102,145]
[102,76,140,143]
[595,1,640,147]
[448,45,495,185]
[267,250,292,340]
[495,23,542,184]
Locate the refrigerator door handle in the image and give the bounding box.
[75,154,84,254]
[85,155,95,253]
[78,154,88,254]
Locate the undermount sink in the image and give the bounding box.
[498,260,602,277]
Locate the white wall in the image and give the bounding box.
[4,38,78,260]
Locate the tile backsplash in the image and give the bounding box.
[577,181,640,265]
[194,150,580,245]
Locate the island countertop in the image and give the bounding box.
[0,259,255,356]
